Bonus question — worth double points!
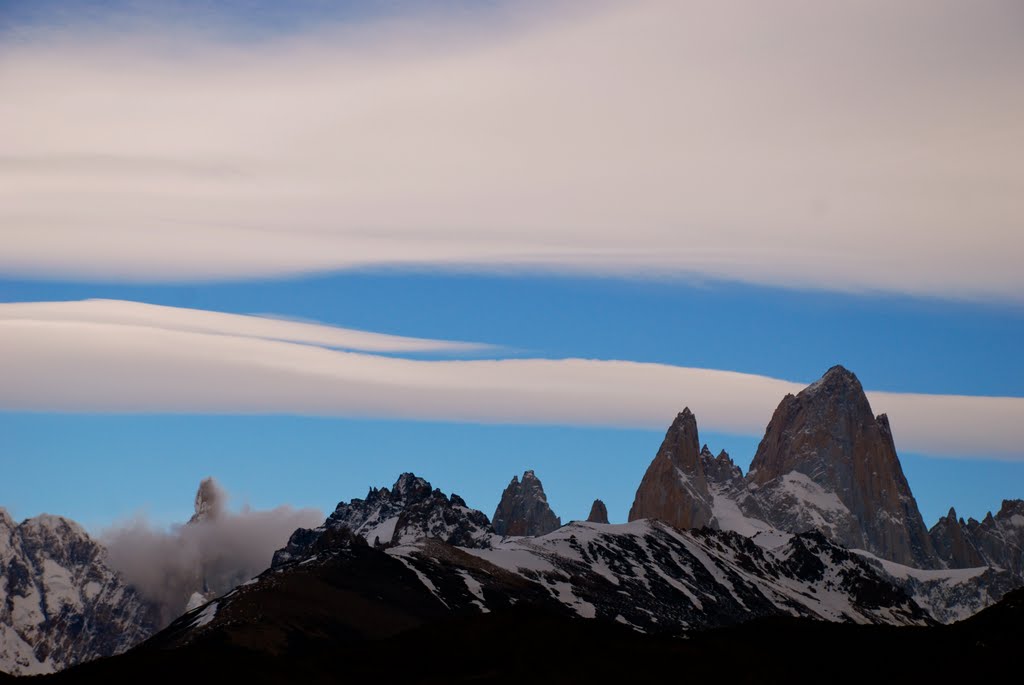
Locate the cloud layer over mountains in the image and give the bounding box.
[2,0,1022,298]
[3,299,1022,460]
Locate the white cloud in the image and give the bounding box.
[1,0,1022,297]
[0,299,490,354]
[1,300,1021,460]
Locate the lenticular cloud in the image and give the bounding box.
[2,0,1022,298]
[1,299,1022,460]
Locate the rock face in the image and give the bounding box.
[627,366,954,572]
[929,508,985,569]
[0,510,157,676]
[701,446,743,486]
[743,366,937,568]
[492,470,561,537]
[586,499,609,524]
[628,409,715,529]
[274,473,493,566]
[956,500,1024,576]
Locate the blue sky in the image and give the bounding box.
[2,272,1022,530]
[1,0,1022,534]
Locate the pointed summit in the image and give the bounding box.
[929,506,984,568]
[586,499,609,524]
[628,408,714,529]
[804,364,862,394]
[960,500,1024,576]
[188,477,224,524]
[744,366,937,568]
[274,473,493,565]
[492,470,561,536]
[702,447,743,486]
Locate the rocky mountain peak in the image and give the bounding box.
[958,500,1024,577]
[802,364,864,398]
[273,473,493,566]
[996,499,1024,521]
[492,470,561,536]
[188,477,224,524]
[629,408,714,529]
[586,499,609,524]
[0,514,157,675]
[744,366,937,568]
[701,446,743,485]
[930,506,984,569]
[391,472,433,500]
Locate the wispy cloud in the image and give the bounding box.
[2,300,1021,460]
[0,299,491,354]
[1,1,1022,297]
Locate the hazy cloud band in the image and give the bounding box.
[1,300,1021,460]
[2,0,1023,297]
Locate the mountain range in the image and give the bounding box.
[1,365,1021,679]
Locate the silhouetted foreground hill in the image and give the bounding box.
[25,583,1023,684]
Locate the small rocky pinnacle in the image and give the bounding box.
[586,499,609,524]
[492,470,561,536]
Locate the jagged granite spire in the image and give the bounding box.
[960,500,1024,576]
[492,470,561,536]
[701,446,743,485]
[628,408,715,529]
[586,499,609,524]
[929,507,985,568]
[744,365,937,568]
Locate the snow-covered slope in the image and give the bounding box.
[170,518,931,661]
[273,473,493,566]
[0,509,157,676]
[851,549,1022,623]
[391,521,932,629]
[250,475,934,639]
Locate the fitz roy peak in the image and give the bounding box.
[743,365,936,568]
[629,366,937,568]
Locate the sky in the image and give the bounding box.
[1,0,1022,534]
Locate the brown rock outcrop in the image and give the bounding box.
[929,508,985,568]
[961,500,1024,576]
[628,408,715,529]
[492,470,561,536]
[586,499,609,524]
[744,365,937,568]
[701,446,743,486]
